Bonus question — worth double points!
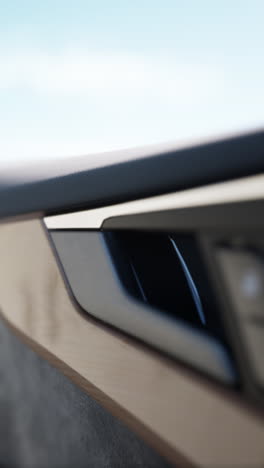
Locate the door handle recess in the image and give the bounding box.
[50,230,235,384]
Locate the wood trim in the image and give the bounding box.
[0,218,263,467]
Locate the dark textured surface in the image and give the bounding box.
[0,319,171,468]
[0,130,263,219]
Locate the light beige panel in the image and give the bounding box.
[0,218,263,467]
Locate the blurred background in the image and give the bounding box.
[0,1,263,168]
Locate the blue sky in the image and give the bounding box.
[0,1,263,165]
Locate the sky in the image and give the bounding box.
[0,1,263,166]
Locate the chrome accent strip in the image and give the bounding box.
[169,237,206,326]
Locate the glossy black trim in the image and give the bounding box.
[102,200,264,232]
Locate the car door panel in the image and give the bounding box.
[0,130,264,467]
